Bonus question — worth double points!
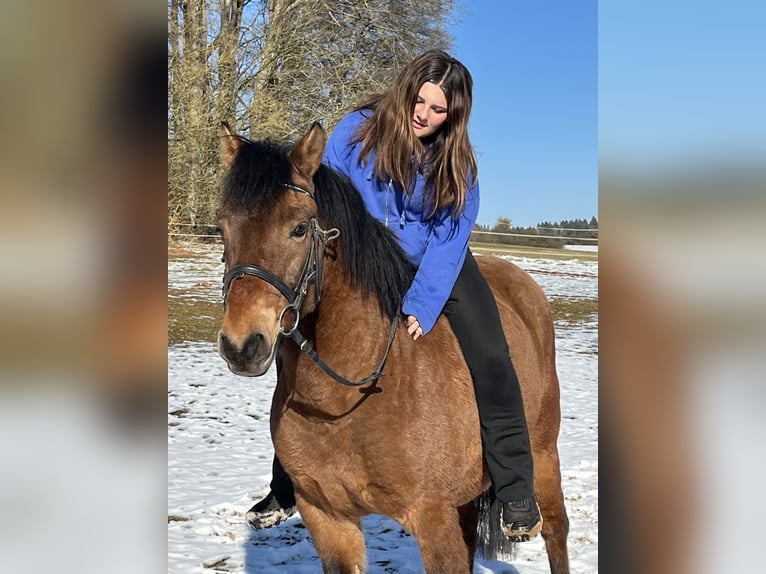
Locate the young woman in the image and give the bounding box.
[248,49,542,541]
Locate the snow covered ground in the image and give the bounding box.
[168,245,598,573]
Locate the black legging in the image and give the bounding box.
[443,251,534,502]
[267,251,534,504]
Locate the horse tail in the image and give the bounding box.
[475,491,518,562]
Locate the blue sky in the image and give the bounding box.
[449,0,597,228]
[599,0,766,172]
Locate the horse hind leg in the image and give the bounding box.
[297,499,367,574]
[457,500,479,570]
[402,498,473,574]
[535,450,571,574]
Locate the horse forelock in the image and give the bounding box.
[221,138,293,214]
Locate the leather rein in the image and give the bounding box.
[221,183,399,387]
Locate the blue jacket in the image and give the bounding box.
[323,110,480,335]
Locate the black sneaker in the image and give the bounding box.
[245,491,297,530]
[501,496,543,542]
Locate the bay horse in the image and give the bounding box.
[215,122,569,574]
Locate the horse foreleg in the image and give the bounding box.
[297,497,367,574]
[402,499,473,574]
[535,450,571,574]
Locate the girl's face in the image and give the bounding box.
[412,82,448,139]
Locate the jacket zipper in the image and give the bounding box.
[385,178,408,229]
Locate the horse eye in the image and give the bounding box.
[215,227,226,261]
[291,223,308,238]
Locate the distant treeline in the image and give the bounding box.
[472,216,598,248]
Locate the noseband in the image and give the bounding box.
[221,182,398,387]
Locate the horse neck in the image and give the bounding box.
[285,254,395,412]
[313,254,393,355]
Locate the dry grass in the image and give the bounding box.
[549,297,599,323]
[168,292,222,345]
[470,241,598,261]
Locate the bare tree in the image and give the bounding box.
[214,0,245,127]
[168,0,461,229]
[244,0,457,140]
[169,0,218,228]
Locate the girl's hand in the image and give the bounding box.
[405,315,424,341]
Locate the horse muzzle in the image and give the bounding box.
[217,329,277,376]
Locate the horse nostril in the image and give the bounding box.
[218,331,272,369]
[241,332,269,363]
[218,332,237,359]
[218,332,237,361]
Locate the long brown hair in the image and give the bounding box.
[352,50,478,218]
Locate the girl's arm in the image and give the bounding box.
[401,181,480,335]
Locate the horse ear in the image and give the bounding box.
[219,121,243,167]
[289,122,326,179]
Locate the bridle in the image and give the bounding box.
[221,183,399,387]
[222,186,336,337]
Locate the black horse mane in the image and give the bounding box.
[221,137,415,320]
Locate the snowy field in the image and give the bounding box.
[168,245,598,573]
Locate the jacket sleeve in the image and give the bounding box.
[401,181,480,335]
[322,112,360,177]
